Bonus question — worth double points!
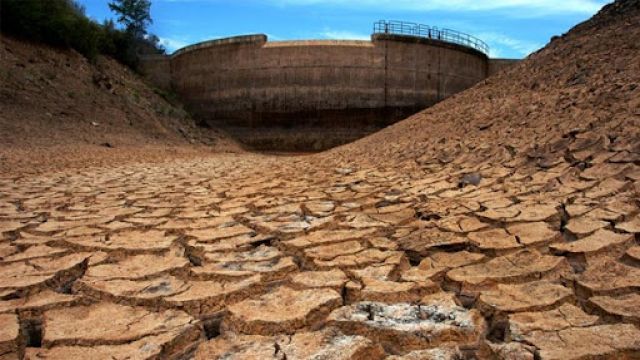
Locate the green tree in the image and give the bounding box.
[107,0,152,38]
[0,0,102,61]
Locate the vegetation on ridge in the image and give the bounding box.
[0,0,163,70]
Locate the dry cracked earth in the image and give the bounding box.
[1,0,640,359]
[1,139,639,359]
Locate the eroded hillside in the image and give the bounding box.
[329,0,640,170]
[0,36,240,174]
[0,0,639,359]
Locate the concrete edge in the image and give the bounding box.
[172,34,268,58]
[170,33,492,60]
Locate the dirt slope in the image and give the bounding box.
[0,36,240,174]
[328,0,639,169]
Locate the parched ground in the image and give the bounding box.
[1,0,640,359]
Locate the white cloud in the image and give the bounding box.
[158,36,190,52]
[265,33,283,41]
[267,0,607,15]
[489,47,504,58]
[319,30,370,40]
[477,32,543,57]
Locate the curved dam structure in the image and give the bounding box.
[142,21,517,150]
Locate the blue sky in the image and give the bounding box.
[78,0,609,58]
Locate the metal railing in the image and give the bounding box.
[373,20,489,56]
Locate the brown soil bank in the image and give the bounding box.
[328,0,639,169]
[0,36,241,175]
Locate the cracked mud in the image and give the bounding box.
[1,0,640,359]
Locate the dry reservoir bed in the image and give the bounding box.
[0,149,639,360]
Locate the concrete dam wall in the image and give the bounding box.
[142,25,518,150]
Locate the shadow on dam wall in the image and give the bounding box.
[141,26,519,152]
[218,106,422,152]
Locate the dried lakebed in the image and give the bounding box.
[1,141,639,359]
